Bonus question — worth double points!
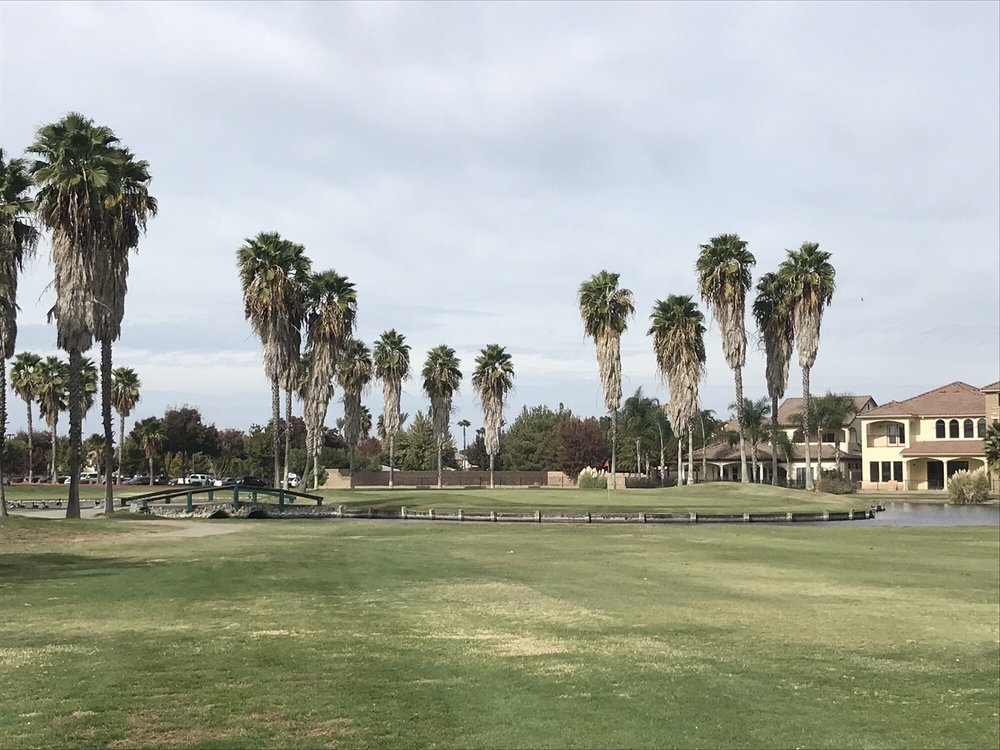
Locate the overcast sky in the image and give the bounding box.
[1,0,998,440]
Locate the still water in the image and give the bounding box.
[858,502,999,526]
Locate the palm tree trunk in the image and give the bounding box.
[676,434,682,486]
[101,340,115,515]
[610,410,618,490]
[389,435,395,489]
[283,387,292,490]
[26,398,34,484]
[734,366,748,483]
[349,447,355,490]
[66,348,82,519]
[686,426,695,485]
[51,417,57,484]
[302,420,313,492]
[635,438,641,478]
[148,456,154,486]
[802,367,814,491]
[700,411,707,484]
[770,395,779,486]
[117,412,125,487]
[0,362,8,518]
[657,423,665,487]
[489,452,495,489]
[271,378,281,488]
[437,437,443,489]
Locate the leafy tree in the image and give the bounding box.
[10,353,42,484]
[697,233,756,484]
[0,151,39,515]
[337,338,372,488]
[111,367,141,480]
[649,295,706,484]
[162,406,220,457]
[463,430,489,470]
[395,410,456,471]
[578,270,634,489]
[779,242,836,490]
[302,270,356,489]
[500,405,569,471]
[422,345,462,488]
[753,271,796,486]
[558,416,607,478]
[373,329,411,490]
[237,231,311,488]
[620,387,664,476]
[472,344,515,488]
[30,113,123,517]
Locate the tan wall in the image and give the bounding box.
[986,392,1000,423]
[320,469,351,490]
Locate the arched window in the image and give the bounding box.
[949,419,959,438]
[978,418,987,438]
[936,419,945,438]
[964,419,974,438]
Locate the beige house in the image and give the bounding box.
[860,381,993,491]
[690,395,876,485]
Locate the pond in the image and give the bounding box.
[858,501,999,526]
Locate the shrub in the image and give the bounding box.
[815,469,855,495]
[577,466,607,490]
[625,476,657,489]
[948,469,990,505]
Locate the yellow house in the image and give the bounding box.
[860,381,992,491]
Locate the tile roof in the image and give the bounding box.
[862,381,986,419]
[899,440,985,457]
[690,441,859,462]
[981,381,1000,393]
[776,395,876,426]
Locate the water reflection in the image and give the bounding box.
[860,502,999,526]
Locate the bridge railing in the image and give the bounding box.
[124,484,324,512]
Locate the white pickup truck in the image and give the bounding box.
[175,473,215,487]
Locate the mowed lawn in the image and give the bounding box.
[0,499,997,749]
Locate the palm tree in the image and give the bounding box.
[111,367,141,484]
[778,242,836,490]
[30,113,124,518]
[621,387,660,477]
[649,295,706,486]
[302,270,356,489]
[472,344,515,488]
[730,397,771,482]
[336,338,372,489]
[10,352,42,483]
[81,357,98,417]
[373,329,411,490]
[753,271,796,486]
[237,231,311,489]
[457,419,471,467]
[696,233,756,484]
[36,356,69,483]
[0,152,39,515]
[132,418,164,486]
[421,345,462,489]
[812,392,857,475]
[93,149,156,513]
[985,421,1000,492]
[578,271,634,489]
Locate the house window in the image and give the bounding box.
[949,420,959,438]
[869,462,879,483]
[887,424,905,445]
[978,418,987,438]
[893,462,903,482]
[881,462,891,482]
[822,432,836,443]
[936,419,945,438]
[964,419,974,438]
[796,467,806,486]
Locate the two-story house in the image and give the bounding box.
[859,381,992,491]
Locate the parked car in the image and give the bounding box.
[153,474,172,485]
[287,473,300,488]
[63,472,100,485]
[235,476,268,488]
[185,473,215,487]
[122,475,151,486]
[213,477,237,487]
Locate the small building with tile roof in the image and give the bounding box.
[860,381,994,491]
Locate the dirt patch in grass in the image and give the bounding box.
[0,644,97,669]
[423,581,612,626]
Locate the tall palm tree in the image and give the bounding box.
[237,231,311,489]
[302,270,356,490]
[457,419,471,468]
[753,271,795,486]
[111,367,141,483]
[578,271,634,490]
[778,242,836,490]
[0,152,39,515]
[10,352,42,483]
[36,355,69,483]
[93,149,156,513]
[373,329,411,490]
[30,113,123,518]
[132,418,164,486]
[336,338,372,489]
[81,357,98,417]
[649,295,706,486]
[421,345,462,489]
[696,233,755,484]
[472,344,515,488]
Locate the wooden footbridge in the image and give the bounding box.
[123,484,324,513]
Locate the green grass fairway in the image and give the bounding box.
[324,483,866,513]
[4,484,146,502]
[1,513,996,749]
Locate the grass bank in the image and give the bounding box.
[1,514,996,748]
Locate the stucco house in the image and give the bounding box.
[859,381,993,491]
